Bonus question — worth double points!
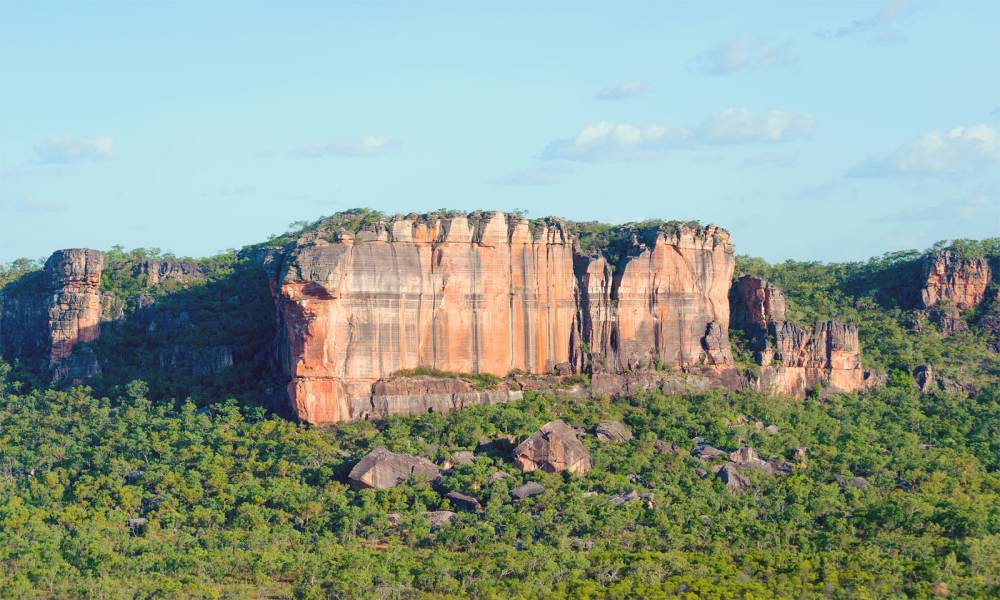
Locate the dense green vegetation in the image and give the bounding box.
[3,224,1000,597]
[1,362,998,598]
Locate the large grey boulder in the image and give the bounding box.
[594,420,633,443]
[512,420,592,475]
[348,448,440,490]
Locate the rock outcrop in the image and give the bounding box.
[918,251,992,310]
[594,420,632,443]
[574,224,735,372]
[275,212,579,423]
[132,259,204,287]
[347,448,440,490]
[273,213,741,423]
[511,420,592,474]
[0,249,105,382]
[46,249,105,382]
[731,275,786,330]
[730,276,872,397]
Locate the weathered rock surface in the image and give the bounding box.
[511,481,545,500]
[159,344,234,376]
[918,251,992,310]
[594,420,632,443]
[132,259,205,287]
[0,249,109,382]
[276,212,579,423]
[445,490,481,511]
[574,224,735,372]
[45,249,105,382]
[423,510,457,531]
[512,420,592,474]
[717,463,751,493]
[347,448,440,490]
[273,213,743,423]
[730,276,872,397]
[731,275,786,330]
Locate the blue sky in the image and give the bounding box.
[1,1,998,263]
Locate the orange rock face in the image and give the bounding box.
[45,249,104,382]
[758,321,870,396]
[277,212,579,423]
[920,251,992,310]
[575,225,735,372]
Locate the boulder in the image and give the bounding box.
[511,482,545,500]
[914,365,935,392]
[487,471,510,485]
[607,490,639,506]
[347,448,440,490]
[594,420,632,443]
[692,444,727,461]
[451,450,475,466]
[423,511,457,531]
[717,463,751,493]
[653,440,680,455]
[728,446,792,476]
[511,420,592,474]
[446,491,481,511]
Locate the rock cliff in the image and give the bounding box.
[274,211,578,423]
[0,249,105,382]
[730,276,872,397]
[273,213,742,423]
[918,251,992,310]
[46,249,105,382]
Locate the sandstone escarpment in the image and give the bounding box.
[274,213,742,423]
[918,251,992,310]
[575,224,735,371]
[0,249,106,382]
[276,212,579,423]
[46,249,105,381]
[731,275,786,330]
[730,276,871,396]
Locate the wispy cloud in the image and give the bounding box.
[690,34,796,75]
[542,108,814,162]
[849,124,1000,177]
[694,108,814,144]
[817,0,912,42]
[293,135,395,158]
[877,193,997,223]
[1,194,69,214]
[35,135,113,164]
[594,82,648,101]
[493,163,572,186]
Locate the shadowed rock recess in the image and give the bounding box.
[1,210,886,424]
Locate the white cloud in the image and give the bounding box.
[594,82,648,101]
[690,34,796,75]
[542,122,687,162]
[543,108,814,162]
[293,135,395,158]
[694,108,814,144]
[35,135,113,164]
[817,0,911,42]
[493,163,572,186]
[850,124,1000,177]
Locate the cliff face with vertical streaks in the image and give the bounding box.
[275,213,742,423]
[275,212,578,423]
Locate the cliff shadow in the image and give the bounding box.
[85,256,290,416]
